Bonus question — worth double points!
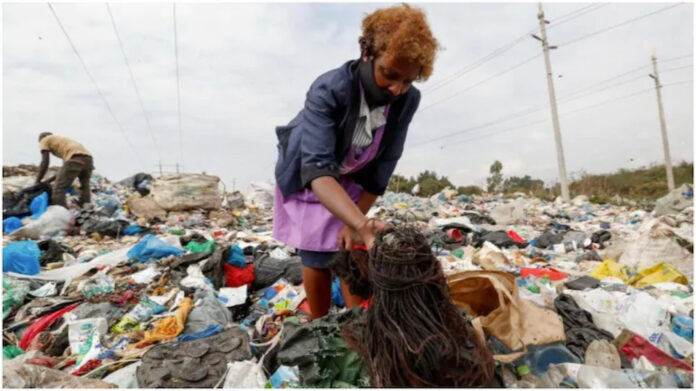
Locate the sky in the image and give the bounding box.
[3,2,694,191]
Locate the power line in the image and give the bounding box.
[439,80,693,149]
[47,2,143,165]
[106,3,161,161]
[420,53,541,112]
[409,57,693,149]
[422,4,609,95]
[547,3,610,30]
[558,3,685,47]
[557,54,691,101]
[173,3,184,166]
[422,29,535,94]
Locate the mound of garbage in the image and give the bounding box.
[2,167,693,388]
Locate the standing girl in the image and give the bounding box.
[273,4,438,318]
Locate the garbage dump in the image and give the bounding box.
[2,165,693,388]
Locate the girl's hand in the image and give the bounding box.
[338,225,361,250]
[355,219,388,249]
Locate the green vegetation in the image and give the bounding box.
[388,161,693,202]
[569,161,693,202]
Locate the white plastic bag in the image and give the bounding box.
[11,205,73,240]
[103,361,142,388]
[67,318,107,373]
[221,360,267,388]
[6,246,132,282]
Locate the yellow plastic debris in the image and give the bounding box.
[589,259,630,282]
[590,259,688,287]
[138,297,193,345]
[394,203,410,210]
[627,262,688,287]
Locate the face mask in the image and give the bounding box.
[358,59,397,108]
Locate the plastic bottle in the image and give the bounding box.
[518,343,581,378]
[505,364,539,388]
[671,315,693,341]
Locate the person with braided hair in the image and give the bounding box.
[273,4,438,318]
[342,227,497,387]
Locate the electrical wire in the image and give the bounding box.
[439,80,693,149]
[420,53,541,112]
[422,4,610,95]
[558,3,686,47]
[106,3,161,162]
[47,2,143,165]
[408,62,693,149]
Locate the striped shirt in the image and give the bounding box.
[351,88,388,150]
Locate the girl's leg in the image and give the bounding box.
[340,278,364,308]
[302,266,332,319]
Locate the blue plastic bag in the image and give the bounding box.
[3,241,40,275]
[227,245,245,267]
[178,324,224,342]
[127,234,183,264]
[122,225,142,235]
[30,192,49,219]
[3,217,23,235]
[331,276,345,308]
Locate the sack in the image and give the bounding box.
[448,270,565,362]
[126,197,166,221]
[11,206,73,240]
[151,174,221,211]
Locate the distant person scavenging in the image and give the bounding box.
[35,132,94,208]
[273,3,439,319]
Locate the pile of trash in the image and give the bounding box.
[2,165,693,388]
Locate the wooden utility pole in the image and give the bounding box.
[533,3,570,201]
[649,51,675,191]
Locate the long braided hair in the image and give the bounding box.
[342,226,495,387]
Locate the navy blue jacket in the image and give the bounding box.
[275,59,420,198]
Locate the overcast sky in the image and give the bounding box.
[3,2,693,191]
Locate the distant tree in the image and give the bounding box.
[487,160,503,193]
[457,185,484,196]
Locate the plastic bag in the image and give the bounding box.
[589,259,631,282]
[227,244,246,267]
[102,361,142,388]
[3,359,117,388]
[3,276,31,319]
[627,262,688,287]
[6,246,131,282]
[67,318,107,372]
[137,297,193,345]
[3,345,24,359]
[184,240,217,254]
[654,183,693,217]
[127,234,183,263]
[78,271,115,299]
[3,217,23,234]
[3,240,41,275]
[30,192,48,219]
[222,360,268,388]
[10,205,72,240]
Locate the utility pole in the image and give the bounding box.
[158,161,163,176]
[533,3,570,201]
[649,51,675,191]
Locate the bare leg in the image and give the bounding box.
[340,278,364,308]
[302,266,332,319]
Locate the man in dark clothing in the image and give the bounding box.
[36,132,94,208]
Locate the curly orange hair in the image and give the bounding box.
[360,3,439,81]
